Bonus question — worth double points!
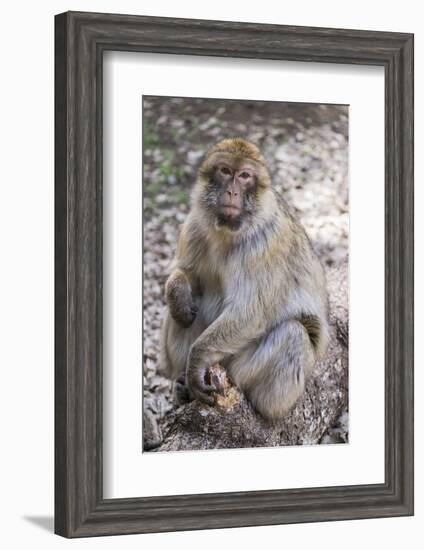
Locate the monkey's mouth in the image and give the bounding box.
[216,208,243,231]
[218,205,242,218]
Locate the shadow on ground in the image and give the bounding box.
[22,515,54,533]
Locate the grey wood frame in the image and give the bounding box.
[55,11,414,538]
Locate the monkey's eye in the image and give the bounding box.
[220,166,232,176]
[239,171,251,180]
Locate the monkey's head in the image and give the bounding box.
[195,138,272,232]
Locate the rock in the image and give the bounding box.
[143,407,163,450]
[187,150,203,165]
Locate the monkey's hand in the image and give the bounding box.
[169,298,198,329]
[186,352,225,406]
[165,270,198,328]
[187,365,215,405]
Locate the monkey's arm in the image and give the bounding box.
[187,294,267,404]
[165,268,198,328]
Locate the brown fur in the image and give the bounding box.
[205,138,266,165]
[159,138,329,421]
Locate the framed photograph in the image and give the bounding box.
[55,11,414,537]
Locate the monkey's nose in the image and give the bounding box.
[227,190,238,197]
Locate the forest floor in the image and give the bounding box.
[143,97,349,450]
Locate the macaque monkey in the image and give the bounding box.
[159,138,329,421]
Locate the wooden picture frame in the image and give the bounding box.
[54,11,414,538]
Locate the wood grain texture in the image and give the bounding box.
[54,11,414,538]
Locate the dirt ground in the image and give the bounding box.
[143,96,349,450]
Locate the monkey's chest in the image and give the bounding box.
[197,289,224,327]
[194,242,232,326]
[196,267,226,327]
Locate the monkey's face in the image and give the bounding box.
[204,160,258,231]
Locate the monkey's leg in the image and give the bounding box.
[159,311,205,404]
[228,320,315,422]
[159,308,205,380]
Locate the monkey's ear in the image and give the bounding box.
[256,165,272,188]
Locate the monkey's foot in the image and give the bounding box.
[174,374,192,405]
